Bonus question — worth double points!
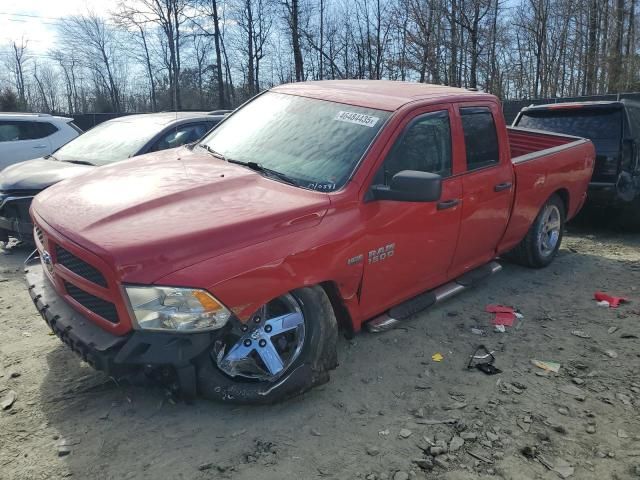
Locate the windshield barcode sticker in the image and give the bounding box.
[335,111,379,127]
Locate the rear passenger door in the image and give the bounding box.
[448,105,514,276]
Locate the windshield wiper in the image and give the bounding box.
[61,159,95,166]
[199,145,300,187]
[228,159,300,187]
[198,143,227,161]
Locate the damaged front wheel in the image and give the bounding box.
[196,286,338,404]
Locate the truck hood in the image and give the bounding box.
[0,158,93,192]
[32,147,331,283]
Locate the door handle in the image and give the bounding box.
[33,144,47,149]
[494,182,513,192]
[437,199,460,210]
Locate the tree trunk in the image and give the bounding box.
[625,0,636,89]
[608,0,625,92]
[139,26,157,112]
[449,0,458,86]
[585,0,598,94]
[291,0,305,81]
[174,4,182,109]
[319,0,324,80]
[246,0,255,94]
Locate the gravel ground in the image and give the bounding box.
[0,226,639,480]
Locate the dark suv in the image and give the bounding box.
[514,100,640,228]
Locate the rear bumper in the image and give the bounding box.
[25,263,217,395]
[587,182,618,205]
[587,176,640,208]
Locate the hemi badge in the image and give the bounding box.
[347,254,363,266]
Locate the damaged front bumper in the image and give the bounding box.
[25,263,218,397]
[0,215,33,242]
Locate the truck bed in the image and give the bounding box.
[498,127,595,254]
[507,127,584,161]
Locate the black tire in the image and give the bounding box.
[196,286,338,404]
[507,194,565,268]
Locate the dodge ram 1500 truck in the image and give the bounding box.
[25,81,595,404]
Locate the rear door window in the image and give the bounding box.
[0,121,23,142]
[0,121,57,141]
[32,122,58,138]
[460,107,499,171]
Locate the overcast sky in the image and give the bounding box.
[0,0,114,55]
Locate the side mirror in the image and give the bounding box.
[370,170,442,202]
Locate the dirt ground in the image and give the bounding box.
[0,225,639,480]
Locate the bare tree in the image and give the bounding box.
[282,0,305,81]
[608,0,625,92]
[7,39,29,109]
[117,0,188,109]
[59,13,124,111]
[113,10,159,112]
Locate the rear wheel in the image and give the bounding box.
[197,286,338,404]
[507,194,565,268]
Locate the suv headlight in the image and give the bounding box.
[125,285,231,332]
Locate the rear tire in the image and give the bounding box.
[507,194,565,268]
[196,286,338,404]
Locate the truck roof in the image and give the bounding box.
[271,80,494,111]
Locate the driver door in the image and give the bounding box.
[359,107,463,318]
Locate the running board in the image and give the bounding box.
[365,261,502,333]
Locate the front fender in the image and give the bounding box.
[155,216,366,329]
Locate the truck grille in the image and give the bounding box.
[34,219,121,327]
[63,281,119,324]
[35,225,45,244]
[56,245,108,288]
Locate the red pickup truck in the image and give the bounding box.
[26,81,594,403]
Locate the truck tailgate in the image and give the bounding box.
[498,127,595,253]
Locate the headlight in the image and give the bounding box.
[125,285,231,332]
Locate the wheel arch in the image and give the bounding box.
[319,281,355,339]
[552,188,570,216]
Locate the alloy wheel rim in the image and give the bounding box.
[215,294,306,381]
[537,204,561,257]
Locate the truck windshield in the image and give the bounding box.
[517,109,622,151]
[198,92,390,191]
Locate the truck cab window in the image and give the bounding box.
[375,110,452,186]
[460,107,499,171]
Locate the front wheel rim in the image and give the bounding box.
[537,204,562,257]
[215,294,306,381]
